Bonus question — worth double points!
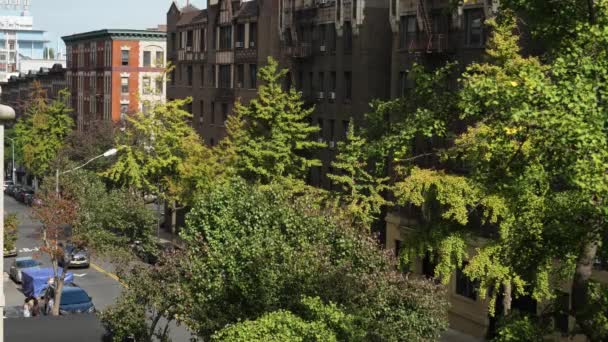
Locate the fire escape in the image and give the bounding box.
[410,0,447,53]
[282,0,313,59]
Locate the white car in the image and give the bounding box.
[9,257,42,283]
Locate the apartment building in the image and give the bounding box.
[167,0,391,187]
[0,63,66,117]
[62,29,166,131]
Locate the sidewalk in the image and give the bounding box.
[441,329,485,342]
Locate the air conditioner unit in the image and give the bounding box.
[316,91,325,100]
[317,0,328,6]
[237,82,243,88]
[319,45,326,52]
[185,46,192,52]
[317,137,325,143]
[249,41,256,48]
[328,92,336,100]
[235,42,244,48]
[329,141,336,149]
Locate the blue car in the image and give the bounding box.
[42,284,95,315]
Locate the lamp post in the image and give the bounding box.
[55,148,118,195]
[7,137,15,183]
[0,103,16,342]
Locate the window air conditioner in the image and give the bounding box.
[249,41,256,48]
[235,42,244,48]
[329,92,336,100]
[329,141,336,149]
[316,92,325,100]
[319,45,326,52]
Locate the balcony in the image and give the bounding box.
[407,33,450,53]
[284,43,312,59]
[235,48,257,63]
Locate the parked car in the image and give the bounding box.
[9,257,42,283]
[14,187,30,202]
[42,284,95,315]
[23,190,36,206]
[5,184,18,197]
[58,243,90,268]
[4,180,13,191]
[131,240,181,265]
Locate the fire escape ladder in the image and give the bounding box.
[416,0,433,52]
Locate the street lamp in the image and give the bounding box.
[55,148,118,194]
[0,103,16,341]
[7,137,15,184]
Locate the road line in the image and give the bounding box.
[90,263,128,288]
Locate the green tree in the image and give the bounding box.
[327,122,390,228]
[13,83,73,182]
[370,9,608,340]
[4,213,18,254]
[211,297,364,342]
[225,57,323,184]
[179,179,448,341]
[104,98,214,233]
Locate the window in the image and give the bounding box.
[199,101,205,125]
[155,77,163,94]
[210,102,215,124]
[171,32,177,50]
[330,72,336,92]
[155,51,164,67]
[121,49,129,66]
[400,16,417,49]
[142,77,151,94]
[120,104,129,117]
[187,30,194,48]
[186,103,193,114]
[249,64,257,89]
[219,65,231,88]
[143,51,151,67]
[121,77,129,94]
[317,118,324,140]
[465,9,484,46]
[342,120,349,139]
[236,64,244,88]
[329,25,336,52]
[221,103,228,125]
[236,23,245,47]
[297,71,303,91]
[210,138,215,146]
[399,71,406,97]
[210,65,216,87]
[249,22,257,48]
[329,119,335,141]
[318,72,324,93]
[200,28,206,51]
[200,65,205,87]
[308,72,314,96]
[353,0,357,18]
[171,70,176,86]
[344,22,352,51]
[187,65,193,86]
[219,26,232,50]
[344,72,352,101]
[455,264,479,300]
[318,24,326,50]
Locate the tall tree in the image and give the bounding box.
[225,57,324,184]
[13,84,73,184]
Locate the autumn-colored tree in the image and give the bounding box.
[32,191,78,316]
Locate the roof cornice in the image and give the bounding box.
[62,29,166,43]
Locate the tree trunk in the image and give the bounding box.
[51,259,67,316]
[502,282,512,316]
[587,0,596,24]
[171,201,177,235]
[571,235,600,327]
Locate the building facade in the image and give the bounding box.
[62,29,167,131]
[0,63,65,117]
[166,0,391,187]
[0,0,65,82]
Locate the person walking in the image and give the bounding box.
[31,298,40,317]
[23,298,32,318]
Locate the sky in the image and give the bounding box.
[28,0,206,52]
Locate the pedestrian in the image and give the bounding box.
[23,298,31,318]
[31,298,40,317]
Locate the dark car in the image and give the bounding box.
[23,190,36,206]
[43,284,95,315]
[6,184,19,197]
[14,187,31,202]
[58,243,90,268]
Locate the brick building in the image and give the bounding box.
[62,29,167,131]
[0,63,66,118]
[166,0,391,188]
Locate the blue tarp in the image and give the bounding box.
[21,268,74,298]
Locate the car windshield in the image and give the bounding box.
[16,259,39,268]
[61,289,90,305]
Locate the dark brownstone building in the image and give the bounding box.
[167,0,392,188]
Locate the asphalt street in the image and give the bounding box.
[3,195,193,341]
[3,195,123,310]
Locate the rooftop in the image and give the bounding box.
[62,29,166,43]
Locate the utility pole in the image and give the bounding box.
[0,104,16,342]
